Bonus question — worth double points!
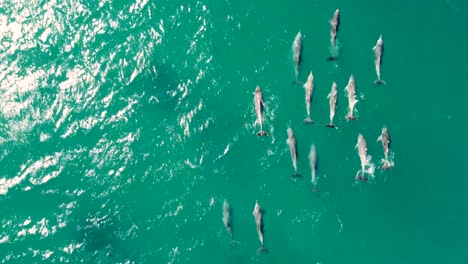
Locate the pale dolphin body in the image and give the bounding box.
[344,75,358,120]
[356,134,369,180]
[325,82,338,128]
[373,35,386,85]
[309,144,318,192]
[377,126,392,169]
[327,9,340,61]
[252,200,268,254]
[222,200,232,236]
[223,200,240,245]
[292,32,303,79]
[287,128,300,177]
[254,86,268,136]
[303,71,315,124]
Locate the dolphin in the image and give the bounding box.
[222,199,233,236]
[254,86,268,136]
[377,126,392,169]
[373,35,386,85]
[327,9,340,61]
[292,32,303,80]
[303,71,315,124]
[222,199,240,245]
[344,75,358,120]
[325,82,338,128]
[355,133,369,181]
[253,200,268,254]
[309,144,318,192]
[287,128,300,177]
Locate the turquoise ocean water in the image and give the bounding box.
[1,0,468,263]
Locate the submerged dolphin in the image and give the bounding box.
[344,75,358,120]
[309,144,318,192]
[373,35,386,85]
[377,126,392,169]
[325,82,338,128]
[327,9,340,61]
[292,32,303,79]
[287,128,300,177]
[252,200,268,254]
[223,200,240,244]
[303,71,315,124]
[222,200,232,236]
[254,86,268,136]
[356,133,369,180]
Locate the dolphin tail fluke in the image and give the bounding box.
[355,175,368,181]
[345,115,357,121]
[379,164,392,170]
[327,56,337,61]
[379,161,393,170]
[256,130,268,137]
[374,79,386,85]
[257,246,269,255]
[303,117,315,124]
[325,123,336,128]
[312,187,318,192]
[291,173,302,178]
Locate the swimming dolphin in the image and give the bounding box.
[327,9,340,61]
[309,144,318,192]
[252,200,268,254]
[377,126,392,169]
[292,32,303,80]
[223,200,240,245]
[325,82,338,128]
[373,35,385,85]
[222,200,233,236]
[344,75,358,120]
[303,71,315,124]
[254,86,268,136]
[356,133,369,180]
[287,128,300,177]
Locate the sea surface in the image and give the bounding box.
[1,0,468,263]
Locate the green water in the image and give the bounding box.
[1,0,468,263]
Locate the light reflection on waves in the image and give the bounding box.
[0,151,62,195]
[140,2,226,262]
[0,0,164,262]
[0,0,221,262]
[0,0,160,181]
[157,0,215,179]
[0,0,162,138]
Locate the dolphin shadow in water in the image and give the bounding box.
[291,174,303,179]
[257,247,269,255]
[144,61,182,113]
[374,80,386,85]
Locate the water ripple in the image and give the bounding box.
[0,0,218,262]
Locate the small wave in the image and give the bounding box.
[328,41,341,57]
[0,152,62,195]
[185,153,204,169]
[337,215,344,233]
[0,235,9,243]
[178,98,204,137]
[214,143,231,162]
[62,242,84,254]
[379,159,395,169]
[355,155,376,180]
